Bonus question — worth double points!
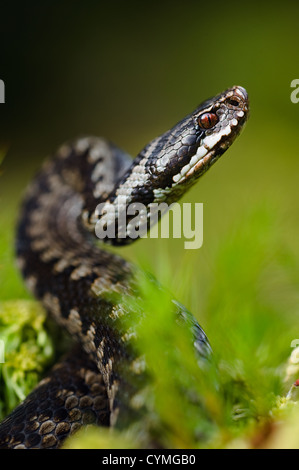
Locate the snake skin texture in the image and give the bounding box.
[0,348,109,449]
[0,86,249,448]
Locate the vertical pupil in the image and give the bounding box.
[199,113,218,129]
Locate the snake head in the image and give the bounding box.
[148,85,249,201]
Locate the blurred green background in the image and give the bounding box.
[1,0,299,445]
[1,2,299,299]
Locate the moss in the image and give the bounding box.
[0,300,54,419]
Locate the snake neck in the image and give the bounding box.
[83,86,249,245]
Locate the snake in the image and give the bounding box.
[0,86,249,448]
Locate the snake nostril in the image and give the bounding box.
[227,99,240,107]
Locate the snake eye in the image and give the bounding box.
[198,112,219,129]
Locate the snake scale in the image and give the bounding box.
[0,86,249,448]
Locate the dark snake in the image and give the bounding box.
[0,86,249,448]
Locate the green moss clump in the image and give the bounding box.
[0,300,54,419]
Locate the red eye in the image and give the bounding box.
[198,112,219,129]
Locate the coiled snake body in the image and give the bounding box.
[0,86,249,448]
